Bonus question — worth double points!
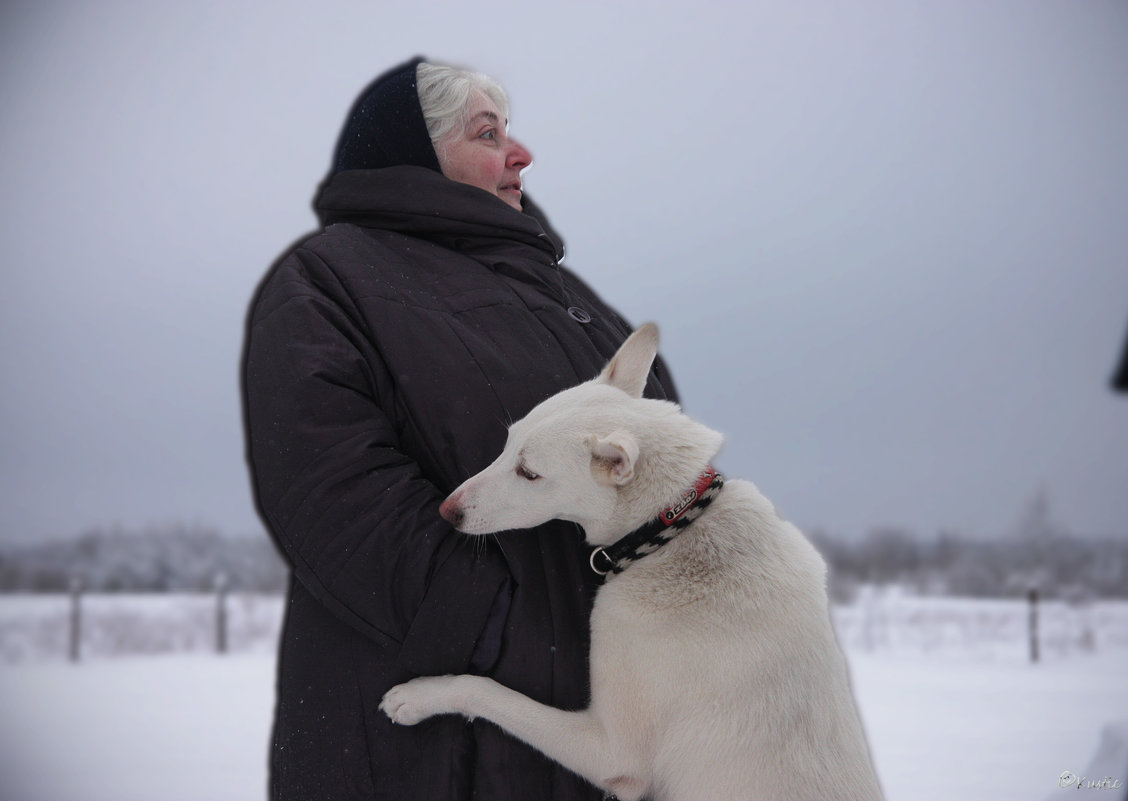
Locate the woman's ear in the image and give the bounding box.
[589,431,639,486]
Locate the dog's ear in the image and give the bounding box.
[590,431,639,486]
[598,323,659,398]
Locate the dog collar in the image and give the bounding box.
[589,467,724,576]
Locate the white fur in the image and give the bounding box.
[381,324,884,801]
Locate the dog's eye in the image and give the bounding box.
[516,464,541,481]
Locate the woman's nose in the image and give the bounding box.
[507,139,533,170]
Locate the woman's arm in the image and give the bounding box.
[242,249,510,675]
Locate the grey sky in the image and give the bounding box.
[1,0,1125,545]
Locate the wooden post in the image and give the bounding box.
[1028,586,1039,664]
[215,573,228,655]
[69,577,84,663]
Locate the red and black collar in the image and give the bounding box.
[589,467,724,576]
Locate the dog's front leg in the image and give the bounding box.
[381,675,645,801]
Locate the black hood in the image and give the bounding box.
[328,57,442,176]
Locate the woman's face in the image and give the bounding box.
[437,91,532,211]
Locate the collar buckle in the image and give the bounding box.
[589,547,614,576]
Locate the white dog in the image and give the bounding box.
[381,324,884,801]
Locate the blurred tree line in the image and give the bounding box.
[0,523,287,592]
[0,491,1123,599]
[810,528,1128,603]
[811,490,1128,603]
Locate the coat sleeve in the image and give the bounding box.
[242,248,511,675]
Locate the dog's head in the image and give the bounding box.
[440,324,724,544]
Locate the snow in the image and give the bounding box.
[852,651,1128,800]
[0,593,283,663]
[1,595,1126,801]
[0,655,274,801]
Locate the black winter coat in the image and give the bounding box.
[242,166,678,801]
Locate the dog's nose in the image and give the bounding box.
[439,495,464,529]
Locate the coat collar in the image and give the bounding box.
[314,166,566,263]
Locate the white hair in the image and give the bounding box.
[416,62,510,158]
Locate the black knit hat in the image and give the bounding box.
[329,56,442,175]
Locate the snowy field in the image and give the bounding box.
[1,593,1126,801]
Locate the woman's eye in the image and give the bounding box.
[479,128,496,141]
[516,465,540,481]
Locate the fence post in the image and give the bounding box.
[215,573,228,655]
[69,576,84,663]
[1028,585,1039,664]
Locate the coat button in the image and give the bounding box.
[567,306,592,324]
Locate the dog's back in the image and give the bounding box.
[589,479,883,801]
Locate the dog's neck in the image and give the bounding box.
[589,466,724,577]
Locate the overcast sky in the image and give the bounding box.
[1,0,1125,546]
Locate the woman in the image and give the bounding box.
[242,57,678,800]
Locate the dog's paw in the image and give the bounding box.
[380,676,463,726]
